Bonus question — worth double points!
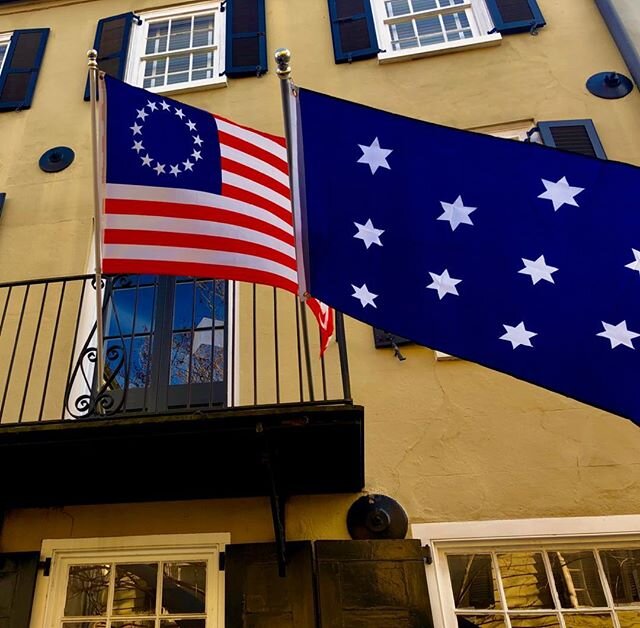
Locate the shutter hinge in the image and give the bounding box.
[132,13,142,25]
[219,551,225,571]
[38,557,52,576]
[529,21,541,36]
[220,0,227,13]
[422,544,433,565]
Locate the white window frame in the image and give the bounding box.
[412,515,640,628]
[30,532,229,628]
[0,32,12,77]
[125,1,226,94]
[370,0,501,63]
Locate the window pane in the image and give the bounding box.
[146,21,168,54]
[107,288,136,336]
[192,14,214,47]
[64,564,110,616]
[416,16,445,46]
[173,282,194,330]
[169,18,192,51]
[510,616,561,628]
[550,551,606,608]
[160,620,206,628]
[601,549,640,605]
[213,329,224,382]
[619,611,640,628]
[563,614,615,628]
[129,336,152,388]
[497,552,554,609]
[113,564,158,615]
[162,561,206,614]
[448,554,500,609]
[457,615,506,628]
[170,332,191,384]
[194,280,214,324]
[112,621,156,628]
[192,329,212,383]
[134,287,156,334]
[386,0,411,17]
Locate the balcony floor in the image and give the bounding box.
[0,402,364,507]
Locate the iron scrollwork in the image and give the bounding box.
[64,276,130,418]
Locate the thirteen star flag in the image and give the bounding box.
[99,76,333,353]
[295,88,640,425]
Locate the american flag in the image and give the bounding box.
[100,76,333,353]
[297,87,640,425]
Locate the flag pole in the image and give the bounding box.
[88,49,105,393]
[275,48,314,401]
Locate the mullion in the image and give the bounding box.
[541,550,566,628]
[594,548,621,628]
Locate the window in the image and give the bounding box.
[125,2,226,93]
[371,0,501,62]
[413,516,640,628]
[0,32,10,75]
[34,534,228,628]
[103,275,230,413]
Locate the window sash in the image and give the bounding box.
[125,2,225,93]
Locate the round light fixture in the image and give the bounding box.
[39,146,75,173]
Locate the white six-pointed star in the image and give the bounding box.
[597,320,639,349]
[500,322,537,349]
[353,219,384,249]
[351,283,378,308]
[519,255,558,285]
[438,195,477,231]
[538,176,584,211]
[427,269,461,300]
[625,249,640,275]
[357,137,392,175]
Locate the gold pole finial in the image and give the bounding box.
[274,48,291,79]
[87,49,98,68]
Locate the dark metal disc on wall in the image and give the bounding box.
[586,72,633,99]
[39,146,75,172]
[347,494,408,540]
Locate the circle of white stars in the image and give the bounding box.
[130,98,204,177]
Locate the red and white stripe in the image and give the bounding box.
[102,113,334,352]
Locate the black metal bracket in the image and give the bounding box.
[38,557,52,576]
[422,544,433,565]
[257,422,288,577]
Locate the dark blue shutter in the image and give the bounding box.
[225,0,268,78]
[538,120,607,159]
[84,13,136,101]
[328,0,379,64]
[0,29,49,112]
[485,0,545,34]
[0,552,39,628]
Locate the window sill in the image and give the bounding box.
[144,76,228,97]
[377,32,502,64]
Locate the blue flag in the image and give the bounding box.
[296,88,640,426]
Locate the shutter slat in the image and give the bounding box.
[0,552,39,628]
[538,120,607,159]
[0,29,49,111]
[225,0,268,78]
[328,0,379,63]
[485,0,545,34]
[84,13,135,101]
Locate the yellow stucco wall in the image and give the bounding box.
[1,0,640,552]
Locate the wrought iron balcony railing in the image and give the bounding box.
[0,274,351,425]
